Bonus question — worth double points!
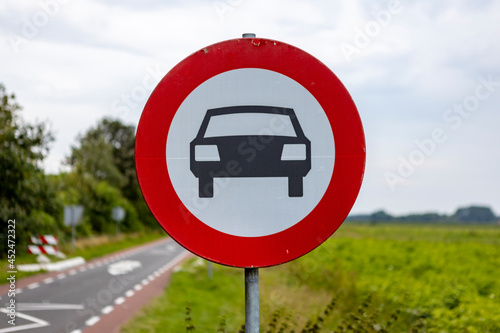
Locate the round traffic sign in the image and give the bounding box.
[135,37,365,267]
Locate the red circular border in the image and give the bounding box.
[135,37,365,267]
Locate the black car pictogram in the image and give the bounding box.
[190,105,311,198]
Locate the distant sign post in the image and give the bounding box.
[136,35,365,332]
[64,205,84,251]
[112,206,126,237]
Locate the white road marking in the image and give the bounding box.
[0,309,49,332]
[114,297,125,305]
[27,283,40,289]
[17,303,85,311]
[68,269,77,275]
[85,316,100,326]
[57,273,66,280]
[107,260,142,276]
[125,290,134,297]
[101,305,113,314]
[133,284,142,291]
[43,277,54,284]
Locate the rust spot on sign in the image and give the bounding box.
[252,38,261,46]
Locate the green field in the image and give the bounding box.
[123,223,500,332]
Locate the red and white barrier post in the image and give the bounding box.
[28,235,59,256]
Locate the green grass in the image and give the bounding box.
[0,231,166,283]
[123,259,246,332]
[122,223,500,332]
[67,231,166,261]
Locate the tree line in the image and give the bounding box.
[348,206,499,224]
[0,83,159,257]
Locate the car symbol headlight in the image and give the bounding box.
[281,144,306,160]
[195,145,220,161]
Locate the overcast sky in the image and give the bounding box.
[1,0,499,216]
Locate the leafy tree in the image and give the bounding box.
[68,127,126,189]
[67,117,158,231]
[0,83,62,257]
[370,210,394,222]
[453,206,497,223]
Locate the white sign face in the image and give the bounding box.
[166,68,335,237]
[112,206,126,222]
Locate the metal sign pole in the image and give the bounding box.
[71,207,76,251]
[241,32,260,333]
[245,267,259,333]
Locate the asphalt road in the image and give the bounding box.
[0,238,188,333]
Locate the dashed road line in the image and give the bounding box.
[114,297,125,305]
[43,277,54,284]
[85,316,100,326]
[101,305,114,315]
[27,282,40,290]
[125,290,134,297]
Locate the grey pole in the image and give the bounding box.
[72,224,75,251]
[245,267,259,333]
[71,207,76,251]
[241,31,260,333]
[207,261,213,279]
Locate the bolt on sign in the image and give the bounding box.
[136,37,365,268]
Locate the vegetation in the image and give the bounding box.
[122,223,500,332]
[348,205,499,224]
[0,82,159,258]
[1,83,61,257]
